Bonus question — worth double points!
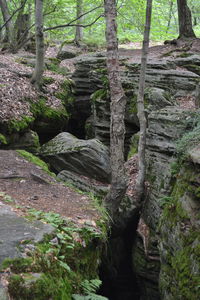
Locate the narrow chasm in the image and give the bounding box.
[99,217,141,300]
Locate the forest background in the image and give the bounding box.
[1,0,200,49]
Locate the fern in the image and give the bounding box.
[72,294,108,300]
[72,279,109,300]
[81,279,102,295]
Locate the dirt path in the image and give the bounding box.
[0,150,100,224]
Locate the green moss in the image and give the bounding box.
[91,89,107,103]
[159,161,200,299]
[178,52,193,58]
[8,116,34,133]
[164,236,200,300]
[16,150,55,176]
[55,79,75,105]
[2,258,32,273]
[183,64,200,75]
[46,58,69,76]
[30,97,69,122]
[8,273,72,300]
[0,133,7,145]
[43,76,55,85]
[128,133,139,158]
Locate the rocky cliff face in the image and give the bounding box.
[132,107,200,299]
[71,52,199,157]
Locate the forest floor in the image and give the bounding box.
[0,149,137,223]
[0,39,199,222]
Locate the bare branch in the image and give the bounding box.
[44,5,57,17]
[44,14,103,32]
[44,5,103,31]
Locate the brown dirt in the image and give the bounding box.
[0,150,100,224]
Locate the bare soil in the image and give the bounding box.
[0,150,101,224]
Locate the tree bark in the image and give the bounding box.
[104,0,127,218]
[135,0,152,204]
[75,0,83,46]
[177,0,196,39]
[31,0,45,90]
[0,0,12,43]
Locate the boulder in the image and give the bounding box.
[3,130,40,153]
[57,45,82,60]
[145,87,173,111]
[40,132,111,183]
[0,202,54,266]
[57,170,109,197]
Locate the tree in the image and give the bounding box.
[136,0,153,203]
[0,0,12,43]
[75,0,84,46]
[31,0,45,90]
[104,0,127,218]
[0,0,30,52]
[177,0,196,39]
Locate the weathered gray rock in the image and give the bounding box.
[57,46,82,60]
[40,132,111,183]
[145,87,173,111]
[57,170,109,197]
[0,202,54,266]
[174,54,200,66]
[0,284,9,300]
[2,130,40,153]
[70,52,199,154]
[133,107,200,300]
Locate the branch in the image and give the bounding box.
[44,5,103,31]
[44,5,57,17]
[0,0,28,31]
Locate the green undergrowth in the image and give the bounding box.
[0,133,7,145]
[16,150,55,177]
[170,112,200,177]
[2,210,108,300]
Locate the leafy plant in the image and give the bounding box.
[72,279,108,300]
[0,192,15,203]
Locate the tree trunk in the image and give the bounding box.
[75,0,83,46]
[104,0,127,218]
[31,0,44,90]
[135,0,152,204]
[177,0,196,39]
[0,0,12,43]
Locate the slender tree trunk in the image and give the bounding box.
[31,0,44,90]
[75,0,83,46]
[104,0,127,218]
[0,0,12,43]
[177,0,196,39]
[136,0,152,203]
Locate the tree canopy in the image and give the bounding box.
[0,0,199,50]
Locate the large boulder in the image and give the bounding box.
[57,45,82,60]
[40,132,111,183]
